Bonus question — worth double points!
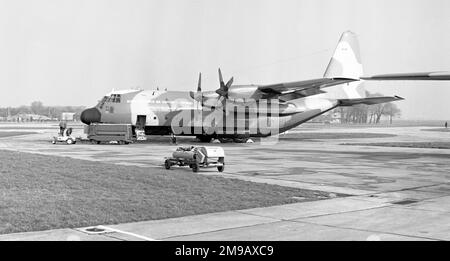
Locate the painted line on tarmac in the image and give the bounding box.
[97,225,158,241]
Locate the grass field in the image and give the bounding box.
[302,120,449,128]
[346,142,450,149]
[0,131,37,138]
[0,150,336,234]
[421,128,450,133]
[279,132,396,141]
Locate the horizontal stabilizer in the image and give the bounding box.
[339,96,404,106]
[362,71,450,81]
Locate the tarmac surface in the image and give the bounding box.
[0,123,449,241]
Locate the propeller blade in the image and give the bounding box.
[189,91,196,100]
[216,68,232,99]
[190,72,203,102]
[225,77,234,90]
[215,89,227,97]
[197,72,202,92]
[218,68,224,88]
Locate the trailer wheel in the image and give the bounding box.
[217,163,225,172]
[66,138,74,145]
[52,140,56,144]
[192,163,199,172]
[165,160,171,170]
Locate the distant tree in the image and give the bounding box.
[382,102,401,124]
[0,103,86,122]
[333,91,401,124]
[30,101,45,115]
[17,106,31,114]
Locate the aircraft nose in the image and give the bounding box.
[80,107,101,125]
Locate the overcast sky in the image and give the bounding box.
[0,0,449,120]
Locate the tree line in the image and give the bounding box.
[0,101,86,121]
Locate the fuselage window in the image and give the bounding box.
[105,106,114,113]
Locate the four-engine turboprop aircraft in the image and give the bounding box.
[80,31,450,142]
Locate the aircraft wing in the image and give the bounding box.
[339,96,404,106]
[361,71,450,81]
[258,78,357,95]
[258,71,450,98]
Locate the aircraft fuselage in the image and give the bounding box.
[80,88,339,138]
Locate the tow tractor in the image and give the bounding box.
[52,128,77,145]
[164,146,225,172]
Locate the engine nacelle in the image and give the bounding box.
[227,85,261,100]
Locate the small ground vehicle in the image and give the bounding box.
[164,146,225,172]
[85,124,133,144]
[52,128,76,145]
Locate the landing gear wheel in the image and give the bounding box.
[192,163,199,172]
[217,163,225,172]
[52,140,56,144]
[233,138,247,143]
[196,136,213,143]
[165,160,171,170]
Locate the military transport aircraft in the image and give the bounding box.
[80,31,450,142]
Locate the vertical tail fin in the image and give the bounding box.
[324,31,363,80]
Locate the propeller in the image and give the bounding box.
[215,68,233,99]
[190,72,203,102]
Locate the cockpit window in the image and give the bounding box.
[98,94,121,108]
[97,96,108,109]
[106,94,121,103]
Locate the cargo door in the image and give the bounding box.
[136,115,146,130]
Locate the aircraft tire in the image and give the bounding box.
[165,160,171,170]
[196,136,213,143]
[192,163,199,172]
